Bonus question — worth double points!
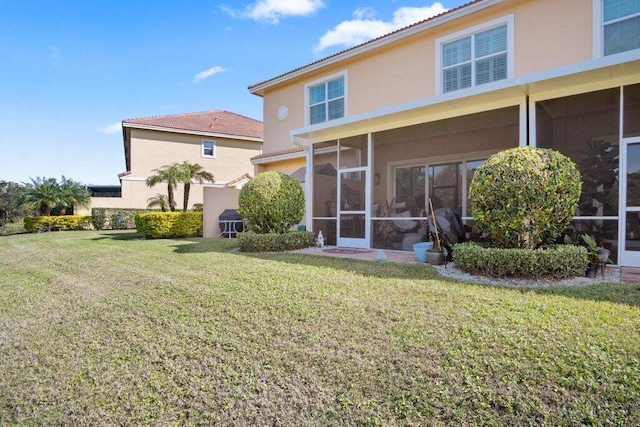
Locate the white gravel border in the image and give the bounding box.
[431,263,621,287]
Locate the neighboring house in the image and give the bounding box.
[248,0,640,269]
[82,110,263,218]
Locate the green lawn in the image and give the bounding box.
[1,231,639,425]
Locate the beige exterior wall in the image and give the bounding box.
[256,157,305,175]
[202,187,242,238]
[129,128,260,181]
[259,0,593,154]
[88,127,261,213]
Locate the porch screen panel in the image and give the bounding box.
[313,142,338,218]
[338,134,368,169]
[624,83,640,138]
[536,88,620,262]
[536,88,620,217]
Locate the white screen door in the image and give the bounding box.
[620,137,640,266]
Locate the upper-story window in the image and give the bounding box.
[603,0,640,55]
[436,15,513,94]
[306,72,346,125]
[202,140,215,158]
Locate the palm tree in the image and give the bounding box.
[21,177,60,216]
[145,164,182,212]
[179,161,214,212]
[58,176,90,215]
[147,194,170,212]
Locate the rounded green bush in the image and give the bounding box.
[469,147,582,249]
[238,171,304,234]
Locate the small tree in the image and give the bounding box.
[0,181,27,224]
[22,177,61,216]
[179,161,214,212]
[58,176,90,215]
[147,194,170,212]
[238,171,304,234]
[146,164,182,212]
[469,147,582,249]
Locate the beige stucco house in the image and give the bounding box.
[248,0,640,270]
[82,110,263,224]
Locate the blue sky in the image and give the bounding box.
[0,0,466,185]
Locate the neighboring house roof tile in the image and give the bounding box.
[224,173,252,188]
[122,110,263,139]
[248,0,483,93]
[251,147,304,161]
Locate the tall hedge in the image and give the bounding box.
[92,208,152,230]
[469,147,582,249]
[134,212,203,239]
[238,171,304,234]
[24,215,92,232]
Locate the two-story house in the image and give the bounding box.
[248,0,640,269]
[85,110,263,214]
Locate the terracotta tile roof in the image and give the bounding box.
[122,110,263,139]
[224,173,252,188]
[251,147,304,161]
[248,0,483,92]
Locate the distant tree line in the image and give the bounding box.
[0,176,90,226]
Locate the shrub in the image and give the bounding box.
[91,208,107,230]
[135,212,203,239]
[454,242,589,279]
[238,171,304,234]
[24,215,92,233]
[469,147,582,249]
[92,208,150,230]
[237,231,315,252]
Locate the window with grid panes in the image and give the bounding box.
[309,76,345,125]
[441,24,508,93]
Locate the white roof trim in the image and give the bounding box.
[122,122,263,143]
[290,50,640,140]
[251,150,306,165]
[249,0,504,95]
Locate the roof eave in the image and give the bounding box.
[248,0,503,95]
[121,122,263,143]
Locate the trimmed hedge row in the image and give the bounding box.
[135,212,203,239]
[24,215,93,233]
[454,242,590,279]
[237,231,315,252]
[92,208,153,230]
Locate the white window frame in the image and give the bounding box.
[304,70,348,126]
[593,0,640,58]
[435,14,514,95]
[202,140,216,158]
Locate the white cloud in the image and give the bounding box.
[315,2,448,53]
[223,0,325,24]
[193,66,229,83]
[97,122,122,134]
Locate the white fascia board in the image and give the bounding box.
[122,123,263,143]
[290,51,640,140]
[249,0,504,95]
[251,150,306,165]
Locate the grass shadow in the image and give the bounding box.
[171,238,239,254]
[91,231,144,241]
[235,248,640,306]
[519,282,640,307]
[233,250,442,281]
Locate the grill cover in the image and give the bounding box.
[219,209,243,221]
[218,209,244,237]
